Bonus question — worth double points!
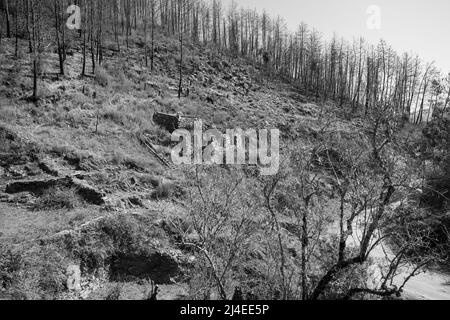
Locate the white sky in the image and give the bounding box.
[221,0,450,74]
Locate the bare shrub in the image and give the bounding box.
[182,167,260,300]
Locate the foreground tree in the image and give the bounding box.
[309,107,432,300]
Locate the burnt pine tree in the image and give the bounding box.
[5,0,11,37]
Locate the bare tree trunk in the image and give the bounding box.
[151,0,155,71]
[26,0,32,53]
[301,205,309,300]
[96,0,103,66]
[33,59,37,100]
[54,0,64,75]
[444,83,450,111]
[365,57,371,116]
[0,7,2,45]
[114,0,120,52]
[178,0,183,99]
[144,0,148,67]
[61,1,66,62]
[30,0,37,101]
[97,0,103,66]
[90,1,96,74]
[5,0,11,38]
[14,0,18,57]
[417,81,428,124]
[81,0,86,76]
[353,41,363,112]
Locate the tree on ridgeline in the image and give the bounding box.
[0,0,445,118]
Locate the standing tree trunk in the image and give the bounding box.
[97,0,103,66]
[14,0,18,57]
[30,0,37,102]
[95,0,102,66]
[365,57,371,116]
[417,80,429,124]
[178,0,183,99]
[114,0,120,52]
[90,0,96,74]
[54,0,64,75]
[143,0,148,67]
[353,40,364,112]
[0,6,2,45]
[61,2,66,62]
[151,0,155,71]
[81,0,87,76]
[26,0,32,53]
[5,0,11,38]
[301,205,309,300]
[444,79,450,112]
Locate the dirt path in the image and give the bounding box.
[401,271,450,300]
[350,233,450,300]
[348,208,450,300]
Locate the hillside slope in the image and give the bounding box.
[1,33,443,300]
[0,33,338,299]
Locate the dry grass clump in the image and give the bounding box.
[102,104,126,125]
[139,174,161,188]
[65,107,94,128]
[109,148,158,171]
[0,104,19,122]
[95,67,111,87]
[101,99,156,135]
[151,181,174,200]
[69,91,92,109]
[212,111,229,125]
[0,243,68,300]
[112,72,134,92]
[32,186,82,211]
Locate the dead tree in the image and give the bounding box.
[53,0,64,75]
[14,0,18,57]
[309,109,429,300]
[30,0,38,101]
[81,0,87,76]
[5,0,11,38]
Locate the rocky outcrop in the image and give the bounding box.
[66,265,82,292]
[153,112,180,133]
[71,178,105,205]
[5,177,71,195]
[110,251,180,284]
[5,176,105,205]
